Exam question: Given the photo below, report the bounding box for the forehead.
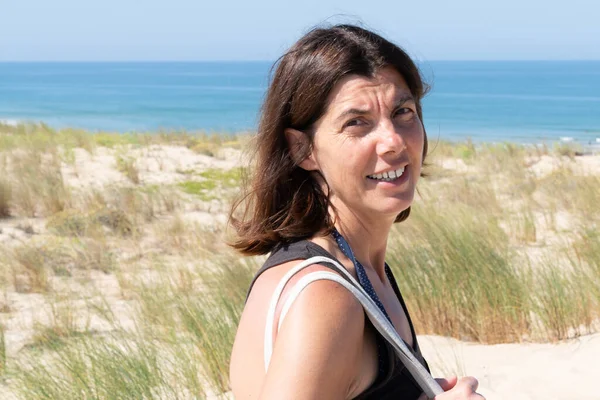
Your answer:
[325,67,411,113]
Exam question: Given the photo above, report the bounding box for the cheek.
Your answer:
[319,154,361,189]
[414,133,426,178]
[409,125,426,162]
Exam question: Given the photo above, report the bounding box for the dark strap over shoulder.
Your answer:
[245,240,341,301]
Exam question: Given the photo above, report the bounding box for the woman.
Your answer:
[229,24,484,399]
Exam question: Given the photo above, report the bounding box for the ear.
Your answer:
[284,128,319,171]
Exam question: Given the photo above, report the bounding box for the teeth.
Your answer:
[368,167,405,181]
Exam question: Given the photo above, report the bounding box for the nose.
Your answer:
[375,121,405,156]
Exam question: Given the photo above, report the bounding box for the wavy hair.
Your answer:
[230,24,429,256]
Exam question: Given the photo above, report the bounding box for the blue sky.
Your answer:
[1,0,598,61]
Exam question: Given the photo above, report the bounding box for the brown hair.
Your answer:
[230,24,429,256]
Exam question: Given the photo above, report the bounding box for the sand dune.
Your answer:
[0,139,598,399]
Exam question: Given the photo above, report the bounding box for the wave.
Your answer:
[0,119,20,126]
[434,92,600,102]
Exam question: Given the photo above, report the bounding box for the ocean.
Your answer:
[1,61,599,145]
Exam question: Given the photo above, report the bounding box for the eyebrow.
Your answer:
[335,94,415,123]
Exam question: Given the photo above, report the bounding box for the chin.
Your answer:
[373,200,413,218]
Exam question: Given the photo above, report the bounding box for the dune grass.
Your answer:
[388,140,599,342]
[116,154,141,184]
[14,335,188,400]
[0,323,5,376]
[0,124,598,398]
[0,178,11,218]
[8,150,72,217]
[9,252,256,399]
[0,122,250,152]
[388,203,531,343]
[3,235,116,293]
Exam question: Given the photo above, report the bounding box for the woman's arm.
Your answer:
[258,276,367,399]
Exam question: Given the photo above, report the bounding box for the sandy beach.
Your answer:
[420,333,600,400]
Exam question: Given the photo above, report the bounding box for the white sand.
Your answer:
[420,333,600,400]
[61,145,244,188]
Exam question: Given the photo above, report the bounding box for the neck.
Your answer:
[330,204,396,281]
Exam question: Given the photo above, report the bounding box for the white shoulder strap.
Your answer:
[263,256,443,399]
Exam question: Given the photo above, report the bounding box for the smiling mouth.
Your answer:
[367,166,405,182]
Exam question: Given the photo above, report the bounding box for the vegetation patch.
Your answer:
[199,167,245,188]
[554,141,583,158]
[178,180,218,200]
[0,178,11,217]
[176,167,245,202]
[28,325,91,352]
[7,237,115,293]
[116,154,141,184]
[91,132,144,148]
[7,150,72,217]
[14,336,175,400]
[47,207,134,237]
[389,203,529,343]
[429,139,477,161]
[7,241,69,292]
[46,210,98,236]
[94,207,135,236]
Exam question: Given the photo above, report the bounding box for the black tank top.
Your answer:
[246,240,430,400]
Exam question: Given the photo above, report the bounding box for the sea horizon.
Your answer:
[1,60,599,146]
[2,59,599,62]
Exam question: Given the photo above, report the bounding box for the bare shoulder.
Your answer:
[231,259,367,399]
[250,258,362,316]
[246,258,366,351]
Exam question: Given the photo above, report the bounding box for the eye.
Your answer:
[394,107,414,116]
[394,107,416,122]
[343,118,366,129]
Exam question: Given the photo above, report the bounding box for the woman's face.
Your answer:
[304,67,425,224]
